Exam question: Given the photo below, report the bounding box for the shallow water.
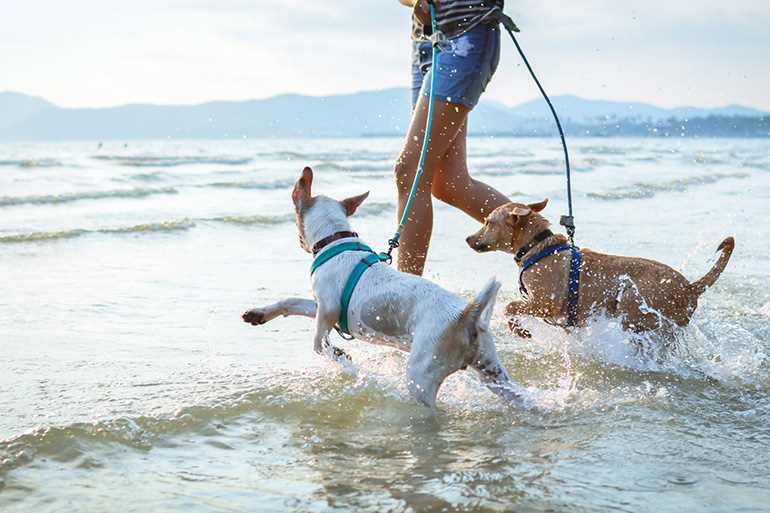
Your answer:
[1,137,769,512]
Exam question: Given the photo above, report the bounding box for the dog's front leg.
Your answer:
[505,300,545,338]
[312,313,354,365]
[313,310,335,355]
[242,298,317,326]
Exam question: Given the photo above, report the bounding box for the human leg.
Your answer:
[431,119,510,222]
[394,96,470,275]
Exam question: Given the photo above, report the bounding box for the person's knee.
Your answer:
[432,175,467,207]
[431,178,456,205]
[395,153,433,197]
[394,154,416,197]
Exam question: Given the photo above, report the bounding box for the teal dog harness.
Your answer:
[310,238,390,335]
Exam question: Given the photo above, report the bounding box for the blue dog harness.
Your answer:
[310,237,390,336]
[518,242,582,327]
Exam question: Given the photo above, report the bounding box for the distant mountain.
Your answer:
[0,89,767,140]
[0,92,56,131]
[509,94,769,123]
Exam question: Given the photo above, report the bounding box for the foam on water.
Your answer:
[0,201,398,244]
[0,159,64,168]
[91,155,253,167]
[0,187,178,207]
[588,172,749,200]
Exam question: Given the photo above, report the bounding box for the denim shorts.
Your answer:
[411,23,501,110]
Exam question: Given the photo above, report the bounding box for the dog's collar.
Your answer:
[312,231,359,256]
[514,229,554,263]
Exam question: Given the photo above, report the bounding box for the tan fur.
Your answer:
[467,201,735,335]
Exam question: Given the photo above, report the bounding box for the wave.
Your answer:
[0,372,394,476]
[357,201,395,217]
[260,150,307,160]
[202,179,296,190]
[0,220,195,244]
[127,172,166,182]
[474,157,602,177]
[313,161,392,173]
[587,172,749,201]
[208,213,295,226]
[0,200,398,245]
[208,202,393,227]
[690,154,727,165]
[92,155,252,167]
[0,187,178,207]
[579,145,642,156]
[741,161,770,172]
[3,318,765,479]
[0,158,63,168]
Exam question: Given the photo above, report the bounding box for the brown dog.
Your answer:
[466,200,735,337]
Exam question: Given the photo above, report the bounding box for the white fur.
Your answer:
[245,195,523,409]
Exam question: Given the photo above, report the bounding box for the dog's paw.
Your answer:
[242,308,266,325]
[508,318,532,339]
[330,345,352,363]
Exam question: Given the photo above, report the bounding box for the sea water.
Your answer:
[1,137,769,512]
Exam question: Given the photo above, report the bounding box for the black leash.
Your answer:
[499,14,576,245]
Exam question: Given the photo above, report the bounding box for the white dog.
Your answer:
[243,167,522,408]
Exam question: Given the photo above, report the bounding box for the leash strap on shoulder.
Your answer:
[519,244,582,327]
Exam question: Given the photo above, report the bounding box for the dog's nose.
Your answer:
[466,236,474,247]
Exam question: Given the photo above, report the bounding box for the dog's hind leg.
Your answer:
[242,298,317,326]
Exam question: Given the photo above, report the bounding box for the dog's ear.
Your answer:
[505,205,531,226]
[341,191,369,216]
[292,167,313,208]
[529,198,548,212]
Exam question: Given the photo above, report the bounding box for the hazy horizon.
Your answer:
[3,1,770,110]
[4,87,768,112]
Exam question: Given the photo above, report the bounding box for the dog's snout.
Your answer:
[467,235,490,253]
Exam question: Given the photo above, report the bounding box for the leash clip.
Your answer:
[560,215,576,245]
[385,237,400,265]
[430,30,449,51]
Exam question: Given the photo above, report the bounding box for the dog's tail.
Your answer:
[689,236,735,297]
[460,278,526,405]
[463,278,502,335]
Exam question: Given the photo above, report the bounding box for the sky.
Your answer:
[2,0,770,110]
